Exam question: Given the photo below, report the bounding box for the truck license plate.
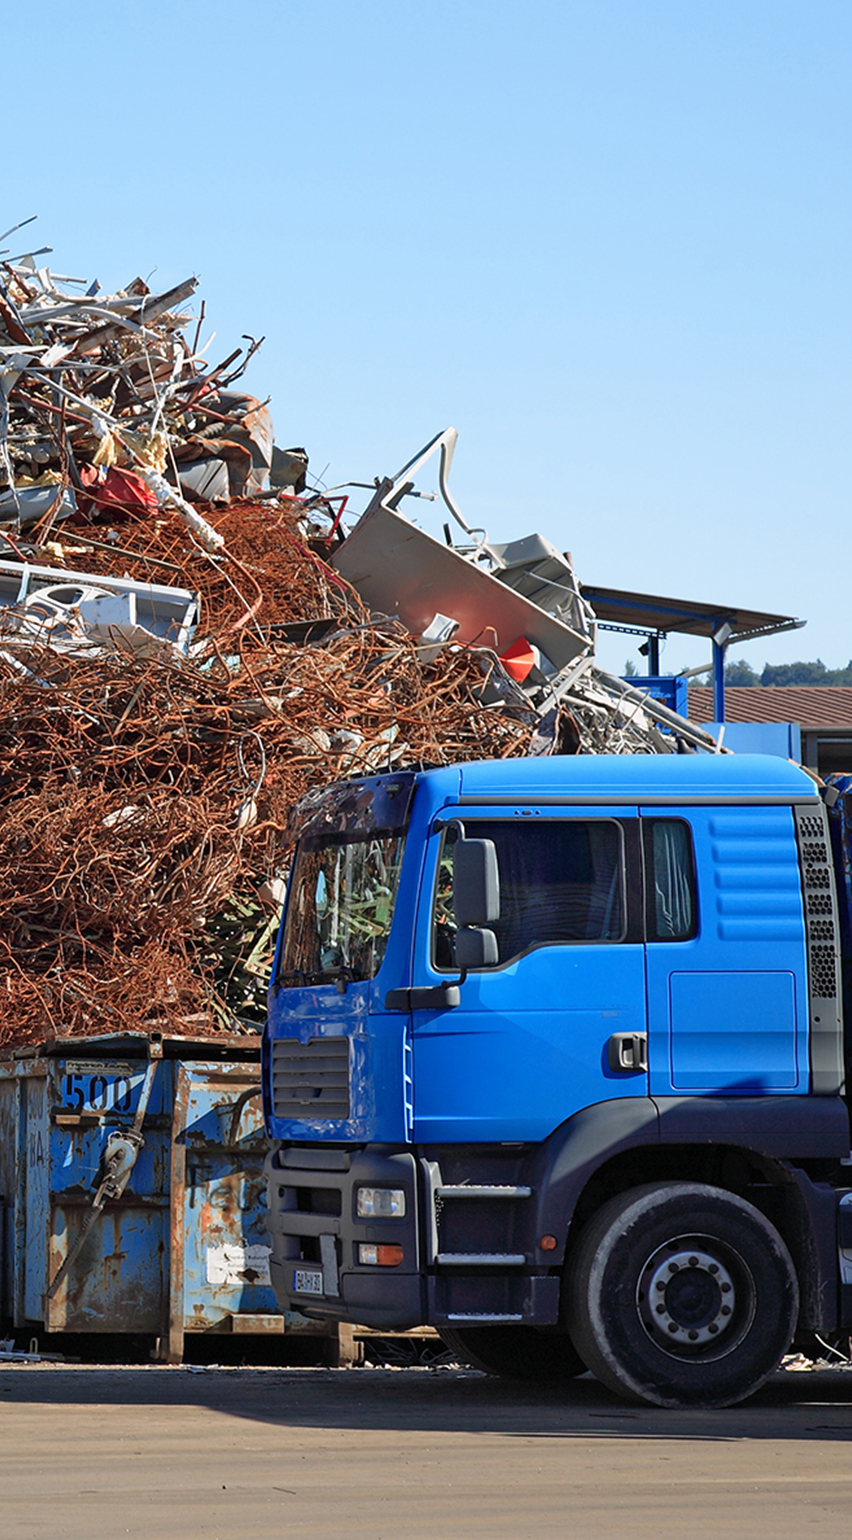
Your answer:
[293,1268,323,1296]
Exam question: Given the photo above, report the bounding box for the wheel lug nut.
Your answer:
[708,1264,719,1275]
[708,1323,719,1334]
[721,1282,731,1293]
[721,1305,731,1316]
[688,1256,699,1267]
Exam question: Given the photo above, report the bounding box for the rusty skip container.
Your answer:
[0,1031,284,1360]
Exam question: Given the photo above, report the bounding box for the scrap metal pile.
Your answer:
[0,225,718,1050]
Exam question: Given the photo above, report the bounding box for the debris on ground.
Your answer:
[0,226,718,1053]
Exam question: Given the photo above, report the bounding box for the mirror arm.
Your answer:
[433,817,465,838]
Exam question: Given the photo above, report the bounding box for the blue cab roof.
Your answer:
[418,754,818,807]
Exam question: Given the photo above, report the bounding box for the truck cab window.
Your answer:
[643,819,697,941]
[433,819,624,970]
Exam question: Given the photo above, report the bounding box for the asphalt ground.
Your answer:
[2,1362,852,1539]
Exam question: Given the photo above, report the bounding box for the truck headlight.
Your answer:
[356,1186,406,1218]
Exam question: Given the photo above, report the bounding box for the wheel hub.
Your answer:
[637,1240,739,1353]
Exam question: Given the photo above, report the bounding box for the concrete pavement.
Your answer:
[2,1363,852,1538]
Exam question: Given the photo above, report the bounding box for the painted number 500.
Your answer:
[63,1074,134,1113]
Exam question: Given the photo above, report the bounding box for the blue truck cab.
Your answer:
[263,754,852,1407]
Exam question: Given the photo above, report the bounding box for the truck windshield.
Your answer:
[278,832,406,986]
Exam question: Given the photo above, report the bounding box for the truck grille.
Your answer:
[271,1037,350,1121]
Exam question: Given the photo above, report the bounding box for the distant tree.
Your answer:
[623,659,638,677]
[662,658,852,691]
[724,659,760,686]
[760,659,852,687]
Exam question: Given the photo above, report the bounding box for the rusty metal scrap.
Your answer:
[0,457,714,1051]
[0,499,530,1051]
[0,231,719,1056]
[332,427,721,759]
[0,224,283,556]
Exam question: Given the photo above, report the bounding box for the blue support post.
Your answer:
[647,634,660,674]
[712,639,726,723]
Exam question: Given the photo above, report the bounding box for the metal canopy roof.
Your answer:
[579,584,804,645]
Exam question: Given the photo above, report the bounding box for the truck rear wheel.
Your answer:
[566,1182,798,1409]
[440,1324,585,1380]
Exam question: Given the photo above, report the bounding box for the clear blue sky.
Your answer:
[4,0,850,677]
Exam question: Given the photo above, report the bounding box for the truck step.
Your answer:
[436,1185,531,1200]
[446,1312,524,1323]
[436,1252,526,1267]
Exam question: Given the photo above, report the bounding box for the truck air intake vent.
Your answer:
[271,1037,350,1121]
[798,815,825,840]
[810,944,838,998]
[803,867,831,891]
[794,802,843,1095]
[794,809,839,1005]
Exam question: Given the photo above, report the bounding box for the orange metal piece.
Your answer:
[500,636,536,682]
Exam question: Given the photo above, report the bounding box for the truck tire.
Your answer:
[440,1324,586,1381]
[566,1182,799,1409]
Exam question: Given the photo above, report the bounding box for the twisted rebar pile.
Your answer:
[0,498,531,1048]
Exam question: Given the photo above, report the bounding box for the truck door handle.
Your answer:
[385,984,461,1012]
[608,1032,648,1073]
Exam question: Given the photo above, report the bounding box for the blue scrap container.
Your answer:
[0,1031,289,1360]
[620,674,688,717]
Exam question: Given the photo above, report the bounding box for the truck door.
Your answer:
[409,809,648,1144]
[643,806,810,1098]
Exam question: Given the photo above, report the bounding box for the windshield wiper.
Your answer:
[322,964,359,995]
[272,964,365,996]
[269,967,306,998]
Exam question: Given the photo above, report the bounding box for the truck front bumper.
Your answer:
[264,1143,425,1330]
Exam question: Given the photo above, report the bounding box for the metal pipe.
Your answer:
[593,668,727,753]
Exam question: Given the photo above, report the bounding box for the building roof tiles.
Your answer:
[688,686,852,728]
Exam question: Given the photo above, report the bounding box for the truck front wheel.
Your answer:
[440,1325,586,1380]
[566,1182,798,1409]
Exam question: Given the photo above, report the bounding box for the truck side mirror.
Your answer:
[454,926,498,972]
[453,839,500,928]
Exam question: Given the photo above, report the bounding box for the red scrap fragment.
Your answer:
[500,636,537,682]
[74,465,159,522]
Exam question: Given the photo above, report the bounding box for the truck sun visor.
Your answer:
[287,771,417,849]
